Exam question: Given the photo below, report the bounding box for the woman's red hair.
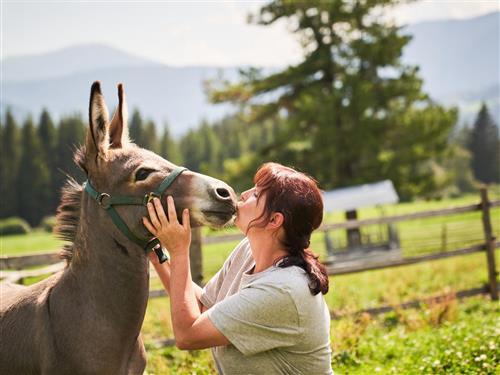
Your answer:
[249,162,328,295]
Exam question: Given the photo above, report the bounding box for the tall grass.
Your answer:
[2,192,499,374]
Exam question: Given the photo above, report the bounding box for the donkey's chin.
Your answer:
[201,210,236,228]
[189,208,235,229]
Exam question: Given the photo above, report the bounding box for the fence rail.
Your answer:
[1,190,499,302]
[150,284,491,348]
[3,199,498,270]
[1,188,498,349]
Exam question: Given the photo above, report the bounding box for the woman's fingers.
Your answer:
[182,208,190,230]
[167,196,178,223]
[153,198,169,225]
[147,202,161,229]
[142,216,156,235]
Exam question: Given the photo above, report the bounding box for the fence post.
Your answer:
[441,223,447,252]
[189,227,203,286]
[480,187,498,300]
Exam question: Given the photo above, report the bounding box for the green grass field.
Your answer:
[1,192,499,374]
[142,296,499,374]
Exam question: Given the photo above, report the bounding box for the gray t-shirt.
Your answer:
[200,238,333,375]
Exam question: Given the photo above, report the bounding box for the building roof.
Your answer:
[322,180,399,212]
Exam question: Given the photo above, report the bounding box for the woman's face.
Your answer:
[235,186,266,233]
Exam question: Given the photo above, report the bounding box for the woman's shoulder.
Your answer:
[252,265,310,295]
[224,237,252,267]
[249,266,329,325]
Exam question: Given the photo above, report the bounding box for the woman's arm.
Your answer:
[144,197,230,349]
[168,249,229,349]
[150,258,207,313]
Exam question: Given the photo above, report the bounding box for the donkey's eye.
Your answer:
[135,168,154,182]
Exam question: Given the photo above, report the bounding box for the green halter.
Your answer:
[83,167,188,263]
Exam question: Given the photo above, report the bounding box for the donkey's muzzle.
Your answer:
[213,187,233,202]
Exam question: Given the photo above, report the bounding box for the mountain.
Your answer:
[1,12,499,134]
[403,11,499,125]
[2,44,162,82]
[2,64,237,136]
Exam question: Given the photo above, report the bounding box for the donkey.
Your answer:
[0,82,237,374]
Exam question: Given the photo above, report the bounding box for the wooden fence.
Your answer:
[1,188,498,346]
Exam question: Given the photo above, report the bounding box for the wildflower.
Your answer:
[375,367,381,372]
[433,360,440,366]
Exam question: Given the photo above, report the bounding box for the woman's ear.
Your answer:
[267,212,284,230]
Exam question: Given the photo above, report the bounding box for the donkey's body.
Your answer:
[0,82,236,374]
[1,182,150,375]
[2,270,148,374]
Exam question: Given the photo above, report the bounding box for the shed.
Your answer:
[322,180,399,212]
[322,180,401,264]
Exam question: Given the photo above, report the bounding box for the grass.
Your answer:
[142,296,499,374]
[329,296,499,374]
[142,252,496,339]
[0,228,67,256]
[2,192,498,260]
[2,192,499,374]
[141,249,499,374]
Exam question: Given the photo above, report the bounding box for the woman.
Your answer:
[144,162,333,374]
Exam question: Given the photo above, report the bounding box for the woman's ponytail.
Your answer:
[252,163,329,295]
[279,244,329,295]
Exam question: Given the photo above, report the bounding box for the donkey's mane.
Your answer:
[54,147,87,263]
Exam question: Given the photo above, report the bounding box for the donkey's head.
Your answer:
[73,82,236,253]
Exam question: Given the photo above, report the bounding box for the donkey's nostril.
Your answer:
[215,187,231,200]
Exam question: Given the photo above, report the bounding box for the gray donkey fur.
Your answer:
[0,82,236,374]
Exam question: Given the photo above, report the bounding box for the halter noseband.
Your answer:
[83,166,188,263]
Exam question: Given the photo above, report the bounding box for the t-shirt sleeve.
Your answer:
[207,282,301,356]
[200,267,224,309]
[200,238,248,308]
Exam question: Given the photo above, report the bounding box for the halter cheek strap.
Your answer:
[83,167,188,263]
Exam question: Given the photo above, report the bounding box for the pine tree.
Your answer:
[209,0,457,200]
[0,109,21,218]
[129,109,144,147]
[17,117,51,226]
[468,103,500,183]
[143,120,159,153]
[38,109,59,213]
[56,115,86,193]
[199,122,221,175]
[180,130,205,172]
[159,125,182,165]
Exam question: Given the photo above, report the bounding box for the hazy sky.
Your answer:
[1,0,499,66]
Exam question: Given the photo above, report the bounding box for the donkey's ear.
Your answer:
[109,83,130,149]
[86,81,110,159]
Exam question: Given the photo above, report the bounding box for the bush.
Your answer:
[40,216,57,233]
[0,217,32,235]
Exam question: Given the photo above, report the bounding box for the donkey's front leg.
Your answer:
[126,335,147,375]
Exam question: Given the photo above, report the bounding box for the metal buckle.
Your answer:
[144,192,159,205]
[97,193,111,209]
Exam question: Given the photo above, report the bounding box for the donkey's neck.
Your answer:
[47,191,150,370]
[63,206,150,331]
[74,237,148,302]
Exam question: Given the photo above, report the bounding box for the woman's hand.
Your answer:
[143,196,191,258]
